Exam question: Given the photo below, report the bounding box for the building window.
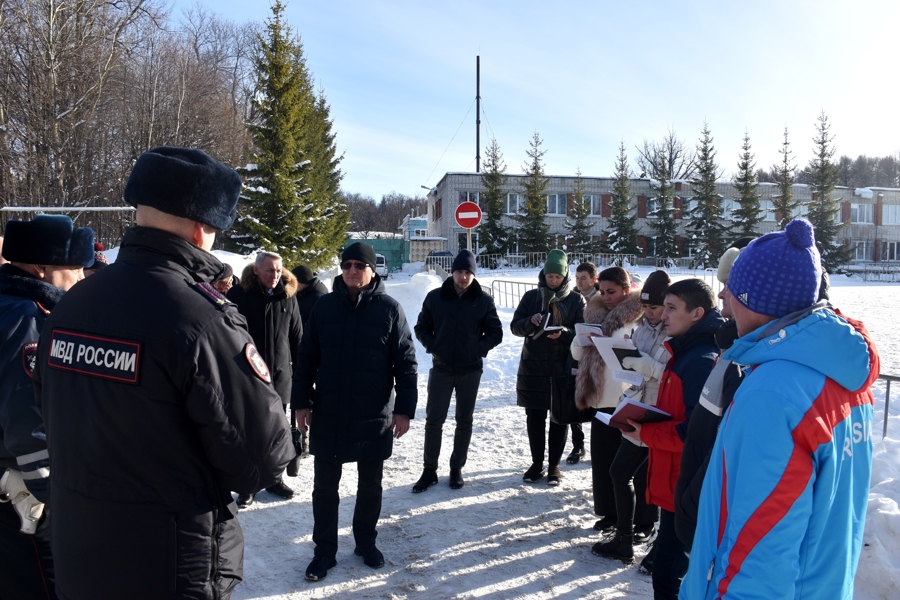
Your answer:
[792,203,809,218]
[546,193,566,215]
[851,203,874,223]
[852,240,871,261]
[721,198,734,220]
[458,232,479,253]
[883,204,900,225]
[505,193,522,214]
[458,191,480,205]
[434,198,443,221]
[414,229,428,238]
[883,241,900,261]
[760,199,777,222]
[585,194,602,216]
[647,197,659,218]
[645,237,657,257]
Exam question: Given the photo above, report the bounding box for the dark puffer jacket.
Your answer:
[510,271,585,410]
[227,265,302,405]
[292,274,418,463]
[674,318,744,549]
[0,264,63,503]
[33,227,293,600]
[414,276,503,373]
[297,277,329,325]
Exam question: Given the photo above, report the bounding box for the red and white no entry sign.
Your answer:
[455,201,482,229]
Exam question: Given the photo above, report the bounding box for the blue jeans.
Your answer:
[653,509,690,600]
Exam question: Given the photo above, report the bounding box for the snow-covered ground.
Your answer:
[206,258,900,599]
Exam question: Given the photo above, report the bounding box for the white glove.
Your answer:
[0,469,45,534]
[622,352,665,382]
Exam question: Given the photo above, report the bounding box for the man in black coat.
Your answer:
[292,242,417,582]
[1,214,94,600]
[412,250,503,492]
[33,147,294,600]
[292,265,329,324]
[227,251,302,506]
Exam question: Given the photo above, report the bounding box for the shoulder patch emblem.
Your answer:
[22,342,38,378]
[245,343,272,384]
[193,282,235,310]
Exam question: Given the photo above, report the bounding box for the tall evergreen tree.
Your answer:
[565,169,594,254]
[479,138,510,256]
[771,127,799,229]
[514,132,551,253]
[732,131,764,238]
[228,1,347,268]
[806,111,849,272]
[606,141,640,255]
[685,123,729,268]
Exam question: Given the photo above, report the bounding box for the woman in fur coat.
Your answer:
[571,267,644,531]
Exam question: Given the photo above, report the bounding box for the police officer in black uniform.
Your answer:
[33,147,294,600]
[1,214,94,600]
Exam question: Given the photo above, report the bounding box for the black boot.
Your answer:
[300,431,310,458]
[412,468,438,493]
[592,527,635,563]
[449,468,464,490]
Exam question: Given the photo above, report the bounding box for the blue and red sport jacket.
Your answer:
[681,305,879,600]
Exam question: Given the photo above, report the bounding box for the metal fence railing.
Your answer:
[490,280,539,309]
[879,373,898,439]
[856,263,900,282]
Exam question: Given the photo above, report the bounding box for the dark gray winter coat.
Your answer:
[510,271,585,410]
[292,274,417,463]
[297,277,329,325]
[414,276,503,373]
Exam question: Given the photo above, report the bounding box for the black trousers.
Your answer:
[652,509,690,600]
[423,368,482,470]
[569,423,585,451]
[525,408,567,469]
[609,439,658,530]
[0,501,56,600]
[591,413,622,517]
[312,456,383,559]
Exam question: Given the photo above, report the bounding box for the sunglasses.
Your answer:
[341,261,369,271]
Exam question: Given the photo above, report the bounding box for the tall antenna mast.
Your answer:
[476,55,481,173]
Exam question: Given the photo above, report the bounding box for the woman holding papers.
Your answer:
[591,270,671,565]
[511,250,585,486]
[570,267,644,537]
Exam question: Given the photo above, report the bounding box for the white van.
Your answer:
[374,253,388,278]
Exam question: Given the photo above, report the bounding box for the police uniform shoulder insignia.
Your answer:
[22,341,38,378]
[245,343,272,383]
[193,282,235,310]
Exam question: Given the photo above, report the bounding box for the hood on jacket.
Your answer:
[439,275,484,301]
[239,263,298,298]
[723,303,878,393]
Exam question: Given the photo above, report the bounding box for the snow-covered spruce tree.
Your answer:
[806,111,849,273]
[771,127,799,230]
[479,138,510,257]
[686,123,729,269]
[565,169,594,254]
[732,131,764,238]
[606,141,640,256]
[514,132,551,253]
[228,0,347,268]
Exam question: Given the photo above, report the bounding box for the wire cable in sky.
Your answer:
[423,99,476,188]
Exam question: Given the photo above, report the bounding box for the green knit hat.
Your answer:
[544,249,568,277]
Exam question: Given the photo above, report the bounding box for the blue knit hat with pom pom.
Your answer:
[727,218,822,317]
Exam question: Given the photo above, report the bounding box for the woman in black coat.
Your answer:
[510,250,584,485]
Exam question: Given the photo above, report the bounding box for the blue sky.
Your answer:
[171,0,899,198]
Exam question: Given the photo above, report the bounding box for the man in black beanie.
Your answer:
[292,241,418,581]
[412,250,503,492]
[33,147,293,600]
[1,214,94,600]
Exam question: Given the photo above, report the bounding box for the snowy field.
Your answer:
[205,257,899,600]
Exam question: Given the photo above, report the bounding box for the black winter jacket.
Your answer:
[297,277,329,325]
[414,276,503,373]
[674,318,744,549]
[510,271,585,410]
[227,265,302,404]
[33,227,293,600]
[292,274,417,463]
[0,264,61,502]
